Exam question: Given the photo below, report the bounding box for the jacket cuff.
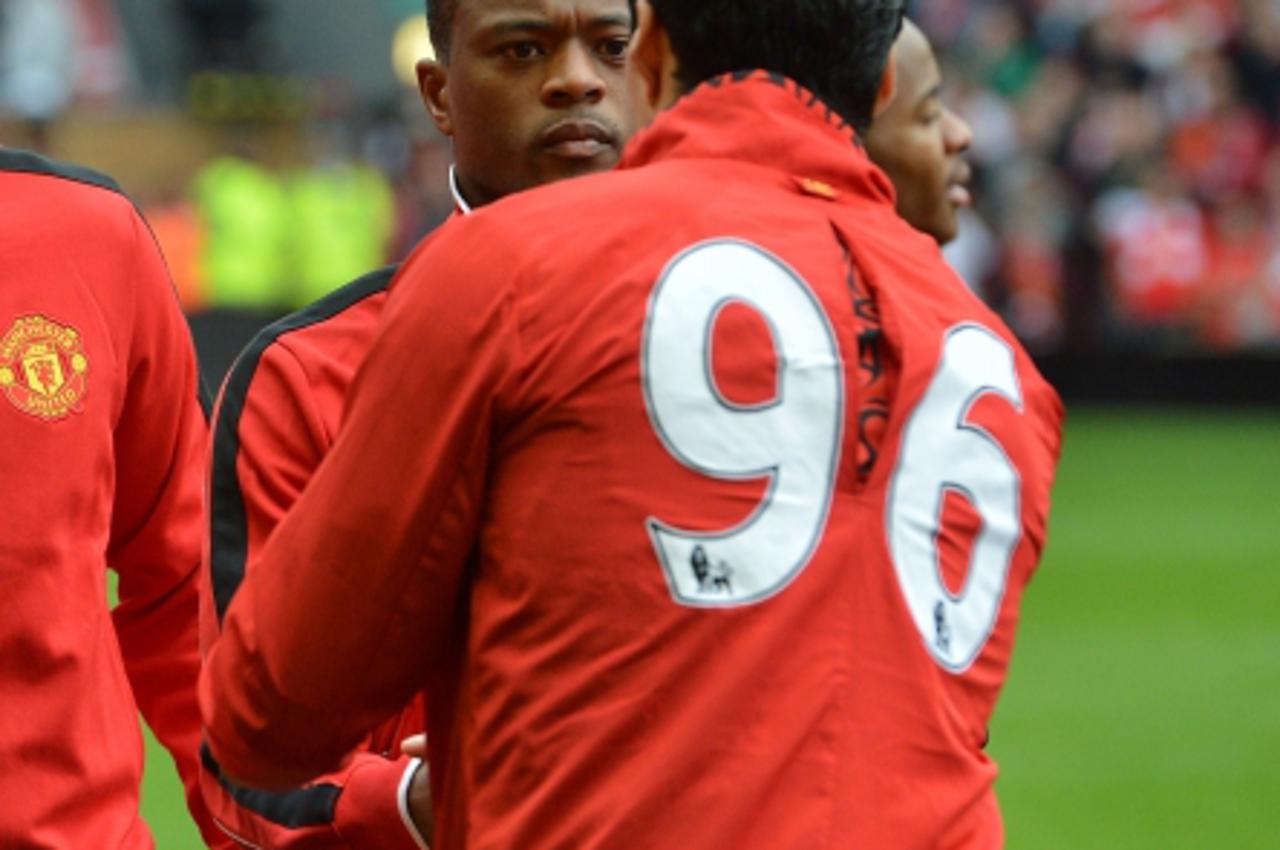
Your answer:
[334,756,428,849]
[397,758,430,849]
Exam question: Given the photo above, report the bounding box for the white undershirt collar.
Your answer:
[448,165,474,216]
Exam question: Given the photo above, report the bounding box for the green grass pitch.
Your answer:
[140,407,1280,847]
[990,407,1280,848]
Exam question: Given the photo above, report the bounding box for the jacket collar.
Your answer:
[620,71,895,206]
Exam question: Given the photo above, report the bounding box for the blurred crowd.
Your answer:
[4,0,1280,353]
[919,0,1280,353]
[0,0,458,318]
[145,122,456,315]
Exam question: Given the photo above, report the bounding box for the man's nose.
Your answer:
[542,42,606,106]
[943,106,973,154]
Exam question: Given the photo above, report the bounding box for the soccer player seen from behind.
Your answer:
[865,17,975,245]
[0,151,227,849]
[203,1,1064,847]
[198,1,641,847]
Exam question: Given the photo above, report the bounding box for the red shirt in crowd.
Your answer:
[0,151,224,849]
[203,75,1063,849]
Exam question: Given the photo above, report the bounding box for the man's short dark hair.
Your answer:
[426,0,638,61]
[647,0,905,133]
[425,0,458,59]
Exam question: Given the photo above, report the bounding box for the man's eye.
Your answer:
[598,37,630,60]
[920,106,943,125]
[503,42,543,60]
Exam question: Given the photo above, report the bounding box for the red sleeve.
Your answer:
[201,216,520,789]
[201,334,429,849]
[107,209,231,848]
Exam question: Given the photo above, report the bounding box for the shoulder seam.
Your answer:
[0,149,123,195]
[250,263,399,370]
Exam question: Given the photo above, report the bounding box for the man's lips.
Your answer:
[948,162,973,209]
[540,119,617,159]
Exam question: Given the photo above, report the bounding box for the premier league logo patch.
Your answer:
[0,315,89,421]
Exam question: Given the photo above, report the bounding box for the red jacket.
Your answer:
[200,266,429,848]
[0,151,224,848]
[203,74,1064,849]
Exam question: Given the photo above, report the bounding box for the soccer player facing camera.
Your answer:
[204,1,1062,848]
[198,1,639,847]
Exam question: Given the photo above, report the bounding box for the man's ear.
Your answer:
[872,46,898,120]
[417,59,454,137]
[630,0,674,111]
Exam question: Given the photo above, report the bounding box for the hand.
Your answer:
[406,753,434,844]
[401,734,428,759]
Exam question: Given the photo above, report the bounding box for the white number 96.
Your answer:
[640,240,1025,675]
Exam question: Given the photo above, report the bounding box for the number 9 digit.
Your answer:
[641,239,844,607]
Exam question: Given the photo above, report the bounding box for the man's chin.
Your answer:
[538,149,620,181]
[919,209,959,246]
[934,219,959,246]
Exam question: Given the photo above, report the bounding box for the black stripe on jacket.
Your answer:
[209,264,398,623]
[204,266,398,830]
[201,744,343,828]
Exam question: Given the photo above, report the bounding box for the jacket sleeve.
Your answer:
[200,337,429,849]
[200,217,519,790]
[107,208,232,849]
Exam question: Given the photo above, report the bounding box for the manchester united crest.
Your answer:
[0,315,90,421]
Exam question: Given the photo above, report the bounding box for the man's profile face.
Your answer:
[865,21,973,245]
[423,0,639,206]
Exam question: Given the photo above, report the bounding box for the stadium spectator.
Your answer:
[288,124,396,307]
[192,141,291,312]
[1094,162,1208,329]
[202,2,1064,849]
[0,0,76,149]
[0,150,227,848]
[196,0,641,846]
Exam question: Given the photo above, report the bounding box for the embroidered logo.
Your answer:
[795,177,840,201]
[0,315,89,421]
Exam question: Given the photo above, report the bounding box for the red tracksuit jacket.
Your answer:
[0,151,224,848]
[203,74,1064,849]
[201,265,429,848]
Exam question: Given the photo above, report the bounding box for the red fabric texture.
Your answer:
[0,159,225,848]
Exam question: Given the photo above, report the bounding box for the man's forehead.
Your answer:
[896,29,941,104]
[457,0,631,28]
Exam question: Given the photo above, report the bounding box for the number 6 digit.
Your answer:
[641,240,844,607]
[888,324,1024,672]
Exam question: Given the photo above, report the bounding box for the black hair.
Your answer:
[426,0,638,61]
[647,0,905,133]
[424,0,457,59]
